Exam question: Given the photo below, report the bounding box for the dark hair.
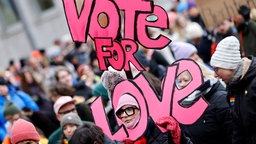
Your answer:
[238,5,250,21]
[19,69,45,96]
[48,82,75,98]
[142,71,162,97]
[69,122,104,144]
[39,49,46,54]
[54,66,71,81]
[9,59,14,66]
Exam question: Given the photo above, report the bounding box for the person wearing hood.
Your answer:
[176,61,233,144]
[170,39,232,143]
[211,36,256,144]
[114,93,192,144]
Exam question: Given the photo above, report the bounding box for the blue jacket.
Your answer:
[0,84,39,141]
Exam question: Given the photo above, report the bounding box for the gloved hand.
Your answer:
[156,116,181,144]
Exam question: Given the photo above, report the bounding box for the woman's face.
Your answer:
[189,53,203,63]
[63,124,78,139]
[116,104,140,129]
[213,67,234,84]
[57,70,73,86]
[176,71,192,89]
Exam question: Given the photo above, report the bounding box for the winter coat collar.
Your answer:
[179,78,218,107]
[230,56,254,85]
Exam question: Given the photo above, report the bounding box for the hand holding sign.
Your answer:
[62,0,207,142]
[91,59,207,141]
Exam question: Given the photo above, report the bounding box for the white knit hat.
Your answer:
[185,22,204,40]
[210,36,241,69]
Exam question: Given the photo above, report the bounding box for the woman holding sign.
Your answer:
[115,93,192,144]
[176,62,233,144]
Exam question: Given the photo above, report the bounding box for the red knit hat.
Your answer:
[11,119,40,144]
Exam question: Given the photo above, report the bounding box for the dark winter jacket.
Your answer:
[237,20,256,57]
[103,134,123,144]
[229,56,256,144]
[180,79,232,144]
[74,80,93,100]
[145,118,174,144]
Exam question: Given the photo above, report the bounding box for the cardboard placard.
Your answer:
[195,0,256,29]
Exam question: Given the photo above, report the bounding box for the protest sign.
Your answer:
[62,0,207,141]
[195,0,256,29]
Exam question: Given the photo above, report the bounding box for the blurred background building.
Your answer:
[0,0,70,69]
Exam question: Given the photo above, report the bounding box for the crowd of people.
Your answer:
[1,0,256,144]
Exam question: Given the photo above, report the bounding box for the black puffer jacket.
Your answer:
[229,56,256,144]
[180,79,233,144]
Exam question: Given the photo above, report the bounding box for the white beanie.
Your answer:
[185,22,204,40]
[210,36,241,69]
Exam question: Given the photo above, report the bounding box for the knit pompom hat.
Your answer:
[101,71,125,97]
[11,119,40,144]
[60,113,83,130]
[170,41,198,60]
[210,36,241,69]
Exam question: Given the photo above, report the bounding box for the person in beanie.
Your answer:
[176,62,232,144]
[48,96,93,144]
[0,76,39,142]
[60,113,83,144]
[3,101,21,123]
[48,96,77,144]
[2,102,50,144]
[2,102,22,144]
[11,119,40,144]
[115,93,192,144]
[210,36,256,144]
